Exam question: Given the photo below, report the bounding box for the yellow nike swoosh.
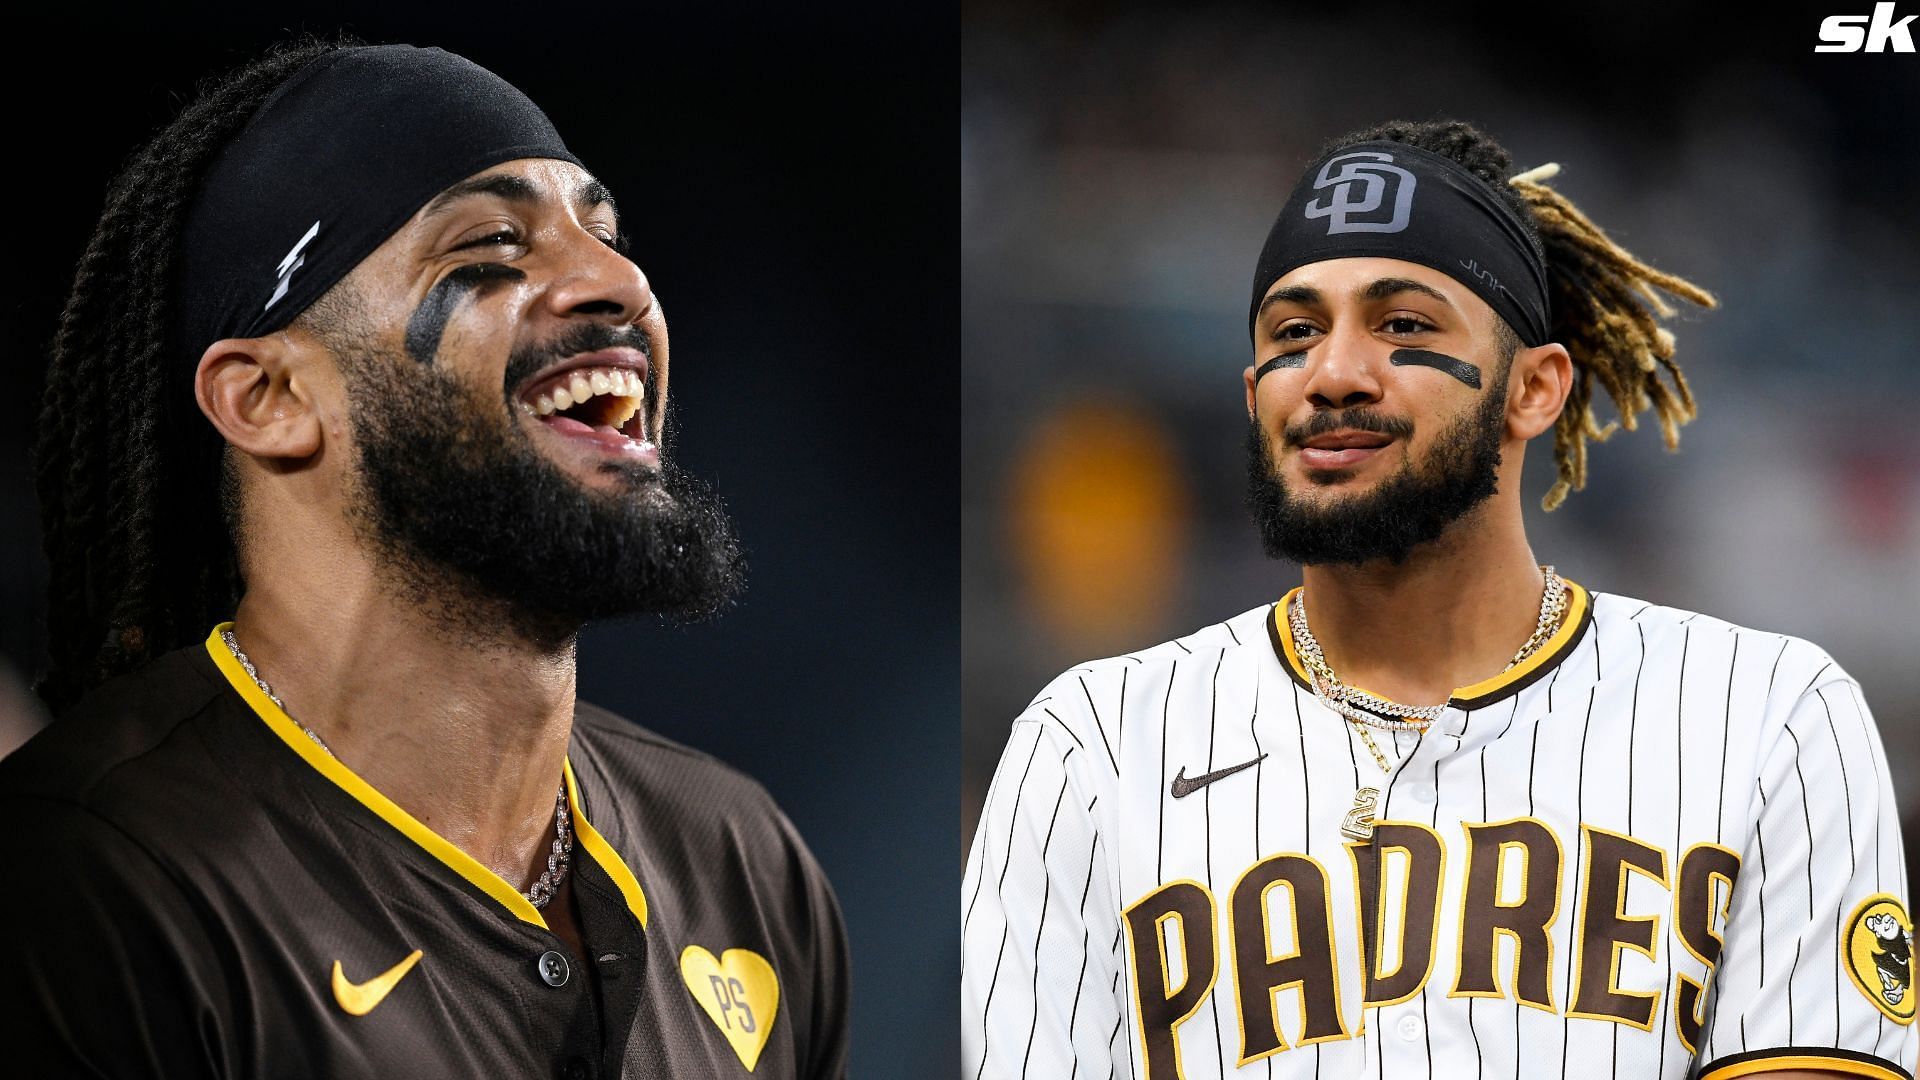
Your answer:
[331,949,423,1016]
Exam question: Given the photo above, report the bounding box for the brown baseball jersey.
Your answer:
[0,624,850,1078]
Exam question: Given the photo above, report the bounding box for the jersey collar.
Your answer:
[1265,577,1594,712]
[204,622,649,932]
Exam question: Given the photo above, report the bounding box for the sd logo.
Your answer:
[1303,152,1417,235]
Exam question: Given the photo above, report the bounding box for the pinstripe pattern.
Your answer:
[962,591,1916,1079]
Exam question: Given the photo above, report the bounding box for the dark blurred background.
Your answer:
[964,0,1920,883]
[2,3,956,1075]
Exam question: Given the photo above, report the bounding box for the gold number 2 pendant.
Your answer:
[1340,786,1380,842]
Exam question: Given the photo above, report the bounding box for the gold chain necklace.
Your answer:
[1297,567,1567,842]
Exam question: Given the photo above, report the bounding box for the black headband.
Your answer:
[173,44,583,364]
[1248,140,1549,348]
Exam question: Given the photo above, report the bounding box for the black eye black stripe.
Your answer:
[1390,348,1481,388]
[1254,348,1482,389]
[1253,352,1306,384]
[403,262,526,366]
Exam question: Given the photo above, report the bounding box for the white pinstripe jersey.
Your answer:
[963,581,1917,1080]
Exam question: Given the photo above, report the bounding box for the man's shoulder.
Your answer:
[1586,587,1856,700]
[1016,602,1276,722]
[566,702,844,945]
[0,645,246,910]
[568,701,801,847]
[0,644,228,808]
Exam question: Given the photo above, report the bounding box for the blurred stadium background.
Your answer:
[1,3,956,1074]
[963,0,1920,891]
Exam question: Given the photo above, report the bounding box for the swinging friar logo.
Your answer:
[1843,894,1915,1023]
[1817,2,1917,51]
[1868,913,1913,1004]
[1304,151,1416,235]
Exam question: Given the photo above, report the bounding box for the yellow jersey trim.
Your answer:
[1697,1052,1912,1080]
[1268,579,1592,711]
[205,622,652,934]
[565,758,650,928]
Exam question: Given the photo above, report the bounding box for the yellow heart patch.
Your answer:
[680,946,780,1070]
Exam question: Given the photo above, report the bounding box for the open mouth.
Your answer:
[510,343,660,463]
[527,366,647,438]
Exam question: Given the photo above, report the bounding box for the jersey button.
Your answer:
[538,950,571,988]
[1396,1013,1424,1041]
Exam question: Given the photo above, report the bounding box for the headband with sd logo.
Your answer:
[1247,140,1550,348]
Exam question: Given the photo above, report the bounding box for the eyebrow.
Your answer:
[1256,276,1456,320]
[577,178,616,217]
[420,172,619,223]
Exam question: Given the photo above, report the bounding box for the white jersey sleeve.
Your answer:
[963,699,1127,1080]
[1694,650,1916,1080]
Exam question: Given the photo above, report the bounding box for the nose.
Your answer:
[540,226,654,326]
[1299,320,1384,411]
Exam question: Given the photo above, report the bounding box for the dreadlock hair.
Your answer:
[1321,119,1717,512]
[33,35,361,716]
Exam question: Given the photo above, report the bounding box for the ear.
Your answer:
[1506,342,1572,442]
[192,334,324,461]
[1243,363,1258,420]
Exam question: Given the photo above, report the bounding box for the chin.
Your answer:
[589,459,668,488]
[1298,464,1391,491]
[1301,468,1361,489]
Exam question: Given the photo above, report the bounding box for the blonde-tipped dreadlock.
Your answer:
[1321,120,1717,512]
[1507,162,1716,510]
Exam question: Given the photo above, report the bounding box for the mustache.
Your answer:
[502,322,654,392]
[1283,407,1414,447]
[503,317,660,422]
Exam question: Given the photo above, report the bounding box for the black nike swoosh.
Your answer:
[1169,754,1268,798]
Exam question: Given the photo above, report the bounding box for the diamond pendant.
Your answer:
[1340,786,1380,842]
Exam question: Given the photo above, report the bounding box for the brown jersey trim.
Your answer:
[1696,1046,1913,1080]
[1266,590,1314,695]
[203,623,649,932]
[1447,580,1592,710]
[1264,580,1594,712]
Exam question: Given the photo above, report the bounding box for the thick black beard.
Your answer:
[1243,379,1507,567]
[336,335,746,648]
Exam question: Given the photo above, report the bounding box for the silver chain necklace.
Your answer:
[1289,565,1565,732]
[220,629,574,909]
[1288,567,1567,843]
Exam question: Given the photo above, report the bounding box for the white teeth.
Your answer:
[528,366,645,419]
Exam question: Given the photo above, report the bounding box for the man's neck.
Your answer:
[1295,506,1551,707]
[227,564,578,901]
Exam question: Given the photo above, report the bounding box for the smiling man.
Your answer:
[3,40,848,1078]
[963,120,1914,1079]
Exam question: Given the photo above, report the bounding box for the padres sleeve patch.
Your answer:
[1843,894,1914,1024]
